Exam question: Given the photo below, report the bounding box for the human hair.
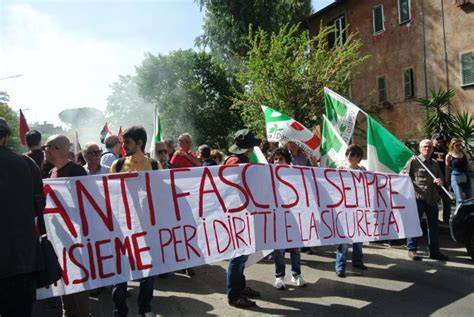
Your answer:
[211,149,223,162]
[82,142,100,155]
[164,139,174,147]
[123,126,147,152]
[178,133,192,142]
[346,144,364,160]
[448,138,466,155]
[270,148,292,164]
[26,130,42,147]
[104,135,119,149]
[198,144,211,159]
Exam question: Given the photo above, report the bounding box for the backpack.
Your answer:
[115,157,159,173]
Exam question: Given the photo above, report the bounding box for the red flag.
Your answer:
[117,126,126,157]
[100,122,110,144]
[19,109,29,146]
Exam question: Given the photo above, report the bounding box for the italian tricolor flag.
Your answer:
[367,116,413,173]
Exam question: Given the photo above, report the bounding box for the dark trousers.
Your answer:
[439,188,452,222]
[112,277,155,316]
[227,255,248,300]
[407,200,440,253]
[0,273,36,317]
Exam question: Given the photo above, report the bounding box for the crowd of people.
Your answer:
[1,116,472,316]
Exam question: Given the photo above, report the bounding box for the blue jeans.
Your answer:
[406,200,440,253]
[274,248,301,278]
[112,276,155,316]
[451,172,471,206]
[335,243,363,273]
[227,255,248,300]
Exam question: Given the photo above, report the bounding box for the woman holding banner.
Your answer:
[335,144,368,278]
[270,148,306,290]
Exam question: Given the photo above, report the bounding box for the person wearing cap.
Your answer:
[431,133,452,223]
[0,118,44,316]
[224,129,261,308]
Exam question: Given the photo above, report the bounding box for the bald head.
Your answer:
[45,134,71,165]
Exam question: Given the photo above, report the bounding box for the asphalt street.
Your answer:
[33,227,473,317]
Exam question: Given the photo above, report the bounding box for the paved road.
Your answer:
[34,231,473,316]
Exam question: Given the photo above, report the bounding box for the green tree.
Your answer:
[0,102,22,152]
[415,88,455,140]
[105,75,154,136]
[452,111,474,159]
[234,24,369,137]
[136,49,243,149]
[0,91,10,103]
[196,0,312,64]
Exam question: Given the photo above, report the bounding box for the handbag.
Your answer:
[36,235,63,288]
[34,190,62,289]
[454,174,467,185]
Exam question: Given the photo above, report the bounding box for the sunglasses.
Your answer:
[86,150,102,156]
[454,144,463,148]
[41,144,58,150]
[345,152,358,158]
[156,149,167,154]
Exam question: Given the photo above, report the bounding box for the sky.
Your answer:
[0,0,334,127]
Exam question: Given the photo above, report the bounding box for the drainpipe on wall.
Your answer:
[421,0,429,121]
[441,0,451,113]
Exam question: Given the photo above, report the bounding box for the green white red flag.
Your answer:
[367,116,413,173]
[149,107,163,159]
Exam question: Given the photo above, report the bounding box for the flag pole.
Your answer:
[413,155,454,200]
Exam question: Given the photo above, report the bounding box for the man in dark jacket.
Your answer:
[0,118,44,316]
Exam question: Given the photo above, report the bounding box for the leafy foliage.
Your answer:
[135,49,243,149]
[105,75,154,136]
[415,88,455,139]
[452,111,474,158]
[233,23,369,137]
[0,102,22,152]
[196,0,312,64]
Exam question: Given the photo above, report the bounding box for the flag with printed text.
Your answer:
[324,87,360,144]
[261,105,320,156]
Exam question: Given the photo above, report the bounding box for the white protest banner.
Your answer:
[38,164,421,298]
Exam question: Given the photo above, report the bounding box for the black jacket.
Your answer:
[0,146,44,279]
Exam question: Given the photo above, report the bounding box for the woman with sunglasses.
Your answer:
[335,144,368,277]
[446,138,471,206]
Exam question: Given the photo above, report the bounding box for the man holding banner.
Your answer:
[225,129,262,309]
[110,126,158,317]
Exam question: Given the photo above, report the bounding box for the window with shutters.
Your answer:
[460,52,474,86]
[398,0,411,24]
[328,15,346,48]
[377,76,388,104]
[373,5,385,35]
[403,68,415,98]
